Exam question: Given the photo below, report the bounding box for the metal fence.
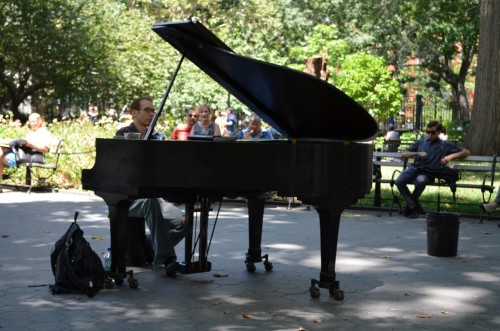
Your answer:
[393,95,461,132]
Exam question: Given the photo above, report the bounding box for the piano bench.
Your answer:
[126,217,152,267]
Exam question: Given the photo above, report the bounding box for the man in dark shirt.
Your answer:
[395,120,470,218]
[114,96,166,140]
[115,96,183,276]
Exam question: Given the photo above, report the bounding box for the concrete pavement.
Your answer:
[1,188,500,330]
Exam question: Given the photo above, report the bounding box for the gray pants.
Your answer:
[128,198,185,266]
[395,167,433,210]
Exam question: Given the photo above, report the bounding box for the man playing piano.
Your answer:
[114,97,166,140]
[115,96,185,276]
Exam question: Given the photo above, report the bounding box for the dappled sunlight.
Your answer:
[275,308,335,322]
[371,247,406,254]
[200,293,258,306]
[336,256,385,272]
[351,285,495,322]
[266,220,295,224]
[264,243,305,251]
[463,272,500,282]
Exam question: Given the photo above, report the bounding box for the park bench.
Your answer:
[372,152,498,219]
[3,138,64,193]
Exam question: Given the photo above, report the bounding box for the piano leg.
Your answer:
[307,199,357,300]
[98,192,137,288]
[245,195,273,272]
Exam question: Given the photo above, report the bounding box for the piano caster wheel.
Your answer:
[309,286,320,298]
[246,262,256,273]
[264,261,273,272]
[104,277,115,289]
[127,276,139,289]
[330,287,344,300]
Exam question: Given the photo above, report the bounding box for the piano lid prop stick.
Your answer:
[144,53,186,140]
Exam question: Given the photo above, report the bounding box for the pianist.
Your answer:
[114,96,184,276]
[114,96,166,140]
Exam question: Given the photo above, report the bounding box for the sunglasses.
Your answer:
[140,108,156,114]
[188,114,198,118]
[426,130,436,134]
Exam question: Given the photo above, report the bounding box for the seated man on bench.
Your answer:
[395,120,470,218]
[0,113,52,192]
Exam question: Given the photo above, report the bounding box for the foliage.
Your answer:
[0,0,108,119]
[289,24,350,70]
[333,52,401,121]
[288,24,400,121]
[303,0,480,123]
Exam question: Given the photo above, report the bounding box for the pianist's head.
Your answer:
[130,96,155,131]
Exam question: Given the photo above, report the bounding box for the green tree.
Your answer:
[334,52,401,121]
[289,24,400,122]
[313,0,480,123]
[0,0,108,120]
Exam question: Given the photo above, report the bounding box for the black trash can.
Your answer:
[426,212,460,257]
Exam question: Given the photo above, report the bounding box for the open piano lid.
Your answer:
[152,19,378,141]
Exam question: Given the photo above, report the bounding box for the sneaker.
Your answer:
[165,257,179,276]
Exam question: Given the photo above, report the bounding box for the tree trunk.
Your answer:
[305,56,329,81]
[450,81,470,123]
[465,0,500,155]
[8,94,22,121]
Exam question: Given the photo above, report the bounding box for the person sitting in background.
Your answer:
[0,113,52,191]
[190,104,221,137]
[395,120,470,218]
[236,113,274,140]
[115,97,183,276]
[383,124,400,152]
[171,107,199,141]
[384,124,400,141]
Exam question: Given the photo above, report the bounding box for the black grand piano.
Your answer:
[82,18,378,299]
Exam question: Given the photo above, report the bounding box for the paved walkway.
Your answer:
[1,189,499,330]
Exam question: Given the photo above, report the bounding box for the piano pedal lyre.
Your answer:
[309,279,344,300]
[244,253,273,273]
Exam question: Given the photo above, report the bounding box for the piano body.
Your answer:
[82,18,378,299]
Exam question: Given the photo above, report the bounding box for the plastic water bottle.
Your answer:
[103,247,112,272]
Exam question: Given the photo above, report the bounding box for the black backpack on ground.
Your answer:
[49,212,105,297]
